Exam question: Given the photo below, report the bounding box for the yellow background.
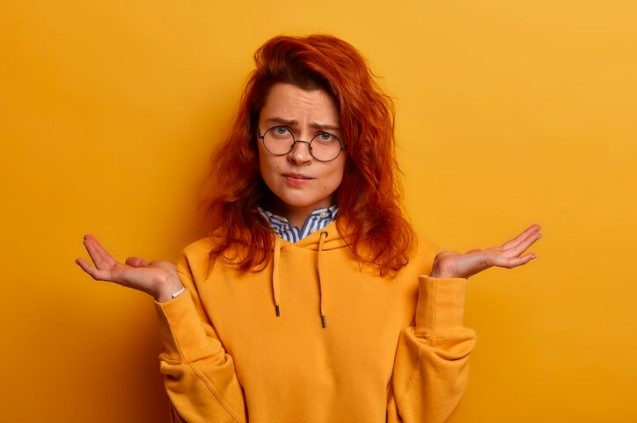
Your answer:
[1,0,635,421]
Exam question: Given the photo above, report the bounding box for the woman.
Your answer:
[76,35,541,423]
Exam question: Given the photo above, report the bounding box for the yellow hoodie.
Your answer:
[154,221,476,423]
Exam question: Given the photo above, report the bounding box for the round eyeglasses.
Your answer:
[258,126,346,162]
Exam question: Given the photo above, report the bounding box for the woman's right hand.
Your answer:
[75,235,183,303]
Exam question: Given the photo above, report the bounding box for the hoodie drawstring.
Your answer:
[317,231,328,328]
[270,231,329,328]
[272,236,281,317]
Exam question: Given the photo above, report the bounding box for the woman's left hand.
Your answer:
[430,224,542,279]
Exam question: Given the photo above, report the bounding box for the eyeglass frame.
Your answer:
[257,126,346,163]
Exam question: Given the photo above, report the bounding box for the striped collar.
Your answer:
[259,205,338,243]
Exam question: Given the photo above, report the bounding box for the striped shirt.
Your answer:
[260,205,338,243]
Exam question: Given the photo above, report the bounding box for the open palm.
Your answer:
[431,224,542,279]
[75,235,182,302]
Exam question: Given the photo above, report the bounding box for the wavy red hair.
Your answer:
[203,34,415,274]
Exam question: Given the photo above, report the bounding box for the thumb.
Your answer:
[125,257,149,268]
[149,260,178,272]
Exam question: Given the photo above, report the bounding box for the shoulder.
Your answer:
[182,236,219,258]
[177,236,223,281]
[414,233,439,255]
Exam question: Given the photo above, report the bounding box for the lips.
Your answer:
[283,173,312,180]
[282,173,313,185]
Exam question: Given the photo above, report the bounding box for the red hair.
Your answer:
[203,34,415,275]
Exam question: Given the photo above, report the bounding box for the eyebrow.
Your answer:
[265,117,341,132]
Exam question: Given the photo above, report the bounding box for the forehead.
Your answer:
[260,83,339,126]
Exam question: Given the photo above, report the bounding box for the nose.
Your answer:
[287,140,313,164]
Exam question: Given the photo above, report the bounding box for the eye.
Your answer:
[272,126,291,136]
[315,132,337,143]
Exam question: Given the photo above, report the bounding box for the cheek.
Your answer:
[335,159,346,183]
[323,162,345,191]
[259,155,283,186]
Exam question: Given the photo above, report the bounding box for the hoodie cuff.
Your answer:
[154,291,211,359]
[415,276,468,332]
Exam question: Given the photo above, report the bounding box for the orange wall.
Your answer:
[1,1,635,421]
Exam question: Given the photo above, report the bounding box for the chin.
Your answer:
[276,194,331,212]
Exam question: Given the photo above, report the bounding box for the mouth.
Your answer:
[282,173,313,184]
[283,173,312,179]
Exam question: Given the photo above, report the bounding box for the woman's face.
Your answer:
[257,83,346,227]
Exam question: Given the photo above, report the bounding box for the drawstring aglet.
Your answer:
[321,315,327,328]
[275,305,280,317]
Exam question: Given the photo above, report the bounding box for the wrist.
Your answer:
[430,269,455,278]
[430,261,455,278]
[154,277,185,303]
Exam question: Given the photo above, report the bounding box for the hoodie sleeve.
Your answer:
[389,276,476,423]
[154,248,246,423]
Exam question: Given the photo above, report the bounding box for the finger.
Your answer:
[83,235,116,265]
[492,252,537,269]
[75,257,95,274]
[126,257,149,268]
[75,257,116,282]
[504,231,542,259]
[500,225,540,250]
[501,224,541,250]
[83,235,118,269]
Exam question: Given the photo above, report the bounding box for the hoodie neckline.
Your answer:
[275,220,349,251]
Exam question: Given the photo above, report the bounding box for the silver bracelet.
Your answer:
[171,286,186,299]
